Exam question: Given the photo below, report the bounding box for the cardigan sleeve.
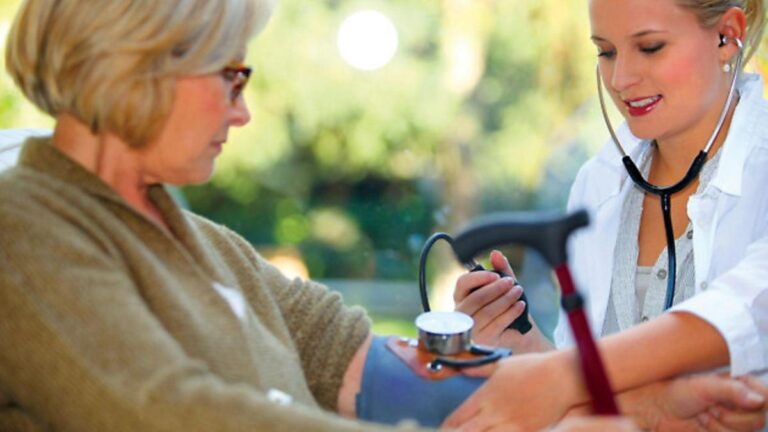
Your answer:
[0,202,414,432]
[210,223,372,411]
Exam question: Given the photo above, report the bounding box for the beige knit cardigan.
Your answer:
[0,138,424,432]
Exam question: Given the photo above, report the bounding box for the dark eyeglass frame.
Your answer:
[221,62,252,105]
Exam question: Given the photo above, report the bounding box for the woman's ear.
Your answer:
[717,7,747,62]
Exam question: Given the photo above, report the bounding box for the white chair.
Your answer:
[0,129,51,171]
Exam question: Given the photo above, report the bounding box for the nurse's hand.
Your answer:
[444,350,582,431]
[453,250,554,353]
[550,416,640,431]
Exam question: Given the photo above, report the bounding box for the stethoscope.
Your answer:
[596,36,744,310]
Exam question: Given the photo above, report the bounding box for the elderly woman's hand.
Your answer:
[453,250,554,353]
[615,373,766,431]
[684,374,767,432]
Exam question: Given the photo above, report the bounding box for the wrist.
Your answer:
[548,349,591,407]
[615,384,662,430]
[517,324,555,353]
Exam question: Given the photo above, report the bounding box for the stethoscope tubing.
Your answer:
[596,38,744,310]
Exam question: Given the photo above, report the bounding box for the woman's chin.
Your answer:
[624,122,658,141]
[163,166,216,187]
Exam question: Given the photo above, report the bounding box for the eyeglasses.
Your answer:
[220,62,252,105]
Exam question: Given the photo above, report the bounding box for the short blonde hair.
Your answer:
[5,0,274,148]
[677,0,766,64]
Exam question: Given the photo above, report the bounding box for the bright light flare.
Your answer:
[337,10,398,71]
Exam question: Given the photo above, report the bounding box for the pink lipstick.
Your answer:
[624,95,662,117]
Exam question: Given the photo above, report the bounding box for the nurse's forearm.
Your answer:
[556,311,729,405]
[600,312,729,390]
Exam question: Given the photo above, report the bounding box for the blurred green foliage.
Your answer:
[5,0,767,292]
[370,314,417,339]
[0,0,52,129]
[181,0,598,281]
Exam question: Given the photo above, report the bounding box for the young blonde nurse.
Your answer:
[448,0,768,430]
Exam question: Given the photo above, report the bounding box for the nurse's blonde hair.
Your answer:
[677,0,766,64]
[5,0,274,148]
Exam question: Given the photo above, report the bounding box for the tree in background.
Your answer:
[4,0,766,311]
[182,0,598,283]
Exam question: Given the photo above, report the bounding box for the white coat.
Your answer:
[554,74,768,376]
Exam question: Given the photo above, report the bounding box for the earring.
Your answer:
[723,63,732,73]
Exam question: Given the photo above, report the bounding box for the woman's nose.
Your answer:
[230,97,251,127]
[609,55,641,92]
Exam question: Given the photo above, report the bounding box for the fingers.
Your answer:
[455,271,501,303]
[709,407,767,431]
[490,250,515,278]
[456,416,490,432]
[457,282,524,348]
[698,412,749,432]
[477,298,526,337]
[455,250,517,303]
[456,277,517,316]
[488,424,523,432]
[562,404,592,419]
[698,414,728,432]
[473,285,524,332]
[738,375,768,403]
[699,376,765,410]
[443,396,482,429]
[445,406,507,432]
[691,374,767,432]
[550,416,640,432]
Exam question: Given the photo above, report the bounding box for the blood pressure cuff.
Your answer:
[355,336,486,427]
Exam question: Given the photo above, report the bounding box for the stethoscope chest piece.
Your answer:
[415,311,473,356]
[409,310,507,371]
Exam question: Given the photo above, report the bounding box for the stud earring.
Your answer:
[723,63,732,73]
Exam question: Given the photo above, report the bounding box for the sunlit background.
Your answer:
[337,10,399,71]
[2,0,768,337]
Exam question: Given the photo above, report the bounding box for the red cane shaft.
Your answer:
[554,264,619,415]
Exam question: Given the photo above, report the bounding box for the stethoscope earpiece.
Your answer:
[719,34,728,47]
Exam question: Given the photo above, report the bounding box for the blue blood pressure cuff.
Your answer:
[355,336,486,427]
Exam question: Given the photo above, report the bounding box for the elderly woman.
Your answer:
[0,1,390,430]
[0,1,766,431]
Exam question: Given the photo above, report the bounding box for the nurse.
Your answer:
[447,0,768,430]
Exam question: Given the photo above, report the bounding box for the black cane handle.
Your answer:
[452,210,589,268]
